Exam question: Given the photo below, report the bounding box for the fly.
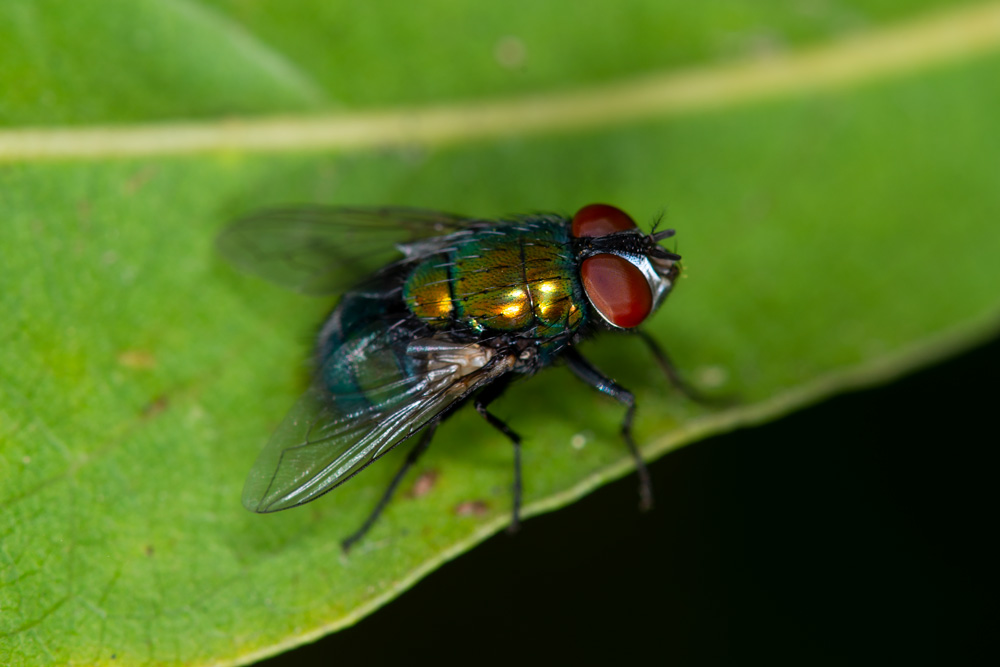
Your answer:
[218,203,691,551]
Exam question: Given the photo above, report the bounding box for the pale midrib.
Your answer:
[3,2,1000,163]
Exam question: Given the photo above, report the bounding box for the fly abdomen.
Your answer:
[320,323,421,413]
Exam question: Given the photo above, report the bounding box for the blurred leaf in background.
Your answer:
[1,1,998,665]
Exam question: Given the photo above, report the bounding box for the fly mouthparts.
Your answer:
[652,248,682,261]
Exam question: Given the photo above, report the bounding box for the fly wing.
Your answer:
[217,206,486,295]
[242,337,517,513]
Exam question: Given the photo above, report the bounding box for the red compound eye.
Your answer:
[581,254,652,328]
[571,203,637,238]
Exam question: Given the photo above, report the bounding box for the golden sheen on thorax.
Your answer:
[407,225,583,336]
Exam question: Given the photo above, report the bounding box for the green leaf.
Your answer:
[2,2,999,665]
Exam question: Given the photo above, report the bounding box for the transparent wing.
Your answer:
[242,338,517,513]
[217,206,485,295]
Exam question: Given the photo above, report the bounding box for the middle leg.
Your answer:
[562,348,653,510]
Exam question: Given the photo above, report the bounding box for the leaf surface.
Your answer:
[2,2,999,665]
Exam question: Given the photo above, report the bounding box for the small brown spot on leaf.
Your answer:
[454,500,490,517]
[408,469,439,498]
[145,545,154,557]
[118,349,157,370]
[142,395,169,418]
[125,165,158,193]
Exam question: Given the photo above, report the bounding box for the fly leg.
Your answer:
[636,330,735,405]
[473,375,523,533]
[635,329,708,403]
[562,348,653,511]
[341,423,437,552]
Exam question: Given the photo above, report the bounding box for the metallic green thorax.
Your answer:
[403,218,586,340]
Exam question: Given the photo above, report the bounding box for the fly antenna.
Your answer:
[649,208,670,234]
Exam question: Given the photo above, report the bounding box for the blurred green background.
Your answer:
[1,2,997,665]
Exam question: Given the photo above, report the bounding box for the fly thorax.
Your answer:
[403,259,454,328]
[406,220,586,338]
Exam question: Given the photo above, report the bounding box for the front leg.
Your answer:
[637,329,734,406]
[562,348,653,510]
